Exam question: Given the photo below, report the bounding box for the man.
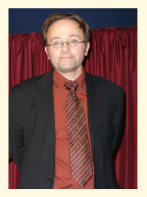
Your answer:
[9,13,125,189]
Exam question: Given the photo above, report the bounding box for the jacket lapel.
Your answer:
[33,70,55,152]
[85,72,103,155]
[33,70,103,157]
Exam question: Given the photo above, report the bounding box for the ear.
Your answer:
[84,42,90,56]
[45,46,50,60]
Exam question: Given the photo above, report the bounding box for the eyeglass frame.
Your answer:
[46,40,85,48]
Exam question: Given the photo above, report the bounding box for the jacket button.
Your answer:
[48,178,53,183]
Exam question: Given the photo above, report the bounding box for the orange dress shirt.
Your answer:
[53,69,94,189]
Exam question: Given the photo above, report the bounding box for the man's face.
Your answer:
[45,19,90,76]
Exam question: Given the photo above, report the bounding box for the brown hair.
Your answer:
[42,13,91,46]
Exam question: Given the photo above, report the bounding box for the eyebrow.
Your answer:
[50,37,61,42]
[50,35,81,42]
[68,35,81,38]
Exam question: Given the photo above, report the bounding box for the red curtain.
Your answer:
[9,25,137,189]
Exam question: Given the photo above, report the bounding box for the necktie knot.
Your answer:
[64,81,79,92]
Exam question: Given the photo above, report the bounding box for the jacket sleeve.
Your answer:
[9,88,24,170]
[111,87,125,157]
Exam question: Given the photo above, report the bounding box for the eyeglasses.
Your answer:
[46,39,85,48]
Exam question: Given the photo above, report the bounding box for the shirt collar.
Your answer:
[53,68,86,93]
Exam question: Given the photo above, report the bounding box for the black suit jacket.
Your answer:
[9,69,125,189]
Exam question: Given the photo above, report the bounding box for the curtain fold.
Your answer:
[9,25,137,189]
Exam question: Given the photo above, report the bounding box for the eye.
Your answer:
[70,39,78,44]
[53,41,61,46]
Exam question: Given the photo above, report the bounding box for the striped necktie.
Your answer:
[64,81,93,187]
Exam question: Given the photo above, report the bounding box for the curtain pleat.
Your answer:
[9,25,137,189]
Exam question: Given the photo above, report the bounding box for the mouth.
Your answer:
[60,56,73,59]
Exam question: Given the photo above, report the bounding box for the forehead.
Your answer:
[47,19,84,39]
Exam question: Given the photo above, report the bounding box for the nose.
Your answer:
[61,42,70,52]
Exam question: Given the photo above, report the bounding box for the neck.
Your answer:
[55,66,83,81]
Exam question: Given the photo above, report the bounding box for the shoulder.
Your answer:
[85,72,124,107]
[10,74,44,96]
[10,69,54,102]
[85,72,124,93]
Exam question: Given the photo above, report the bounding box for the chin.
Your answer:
[57,64,74,70]
[59,67,79,73]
